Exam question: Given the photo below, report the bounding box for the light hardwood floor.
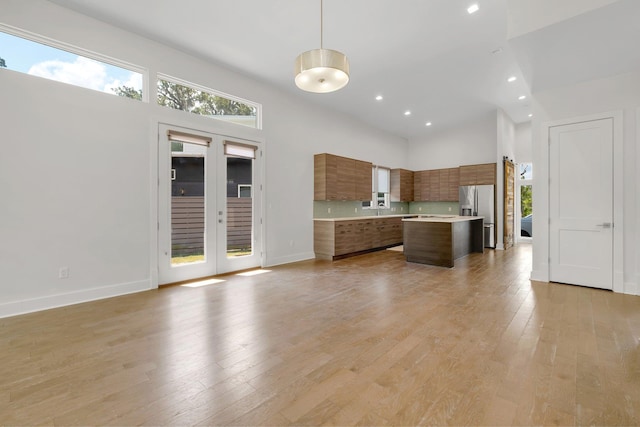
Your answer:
[1,244,639,426]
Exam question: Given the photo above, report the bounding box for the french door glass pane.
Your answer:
[226,157,253,257]
[520,184,533,237]
[171,143,206,265]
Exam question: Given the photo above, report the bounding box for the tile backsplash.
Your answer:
[313,201,410,218]
[313,201,459,218]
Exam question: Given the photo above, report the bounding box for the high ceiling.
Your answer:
[48,0,640,139]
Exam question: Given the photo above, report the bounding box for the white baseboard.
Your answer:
[0,279,151,319]
[265,251,315,267]
[530,269,549,283]
[623,280,639,296]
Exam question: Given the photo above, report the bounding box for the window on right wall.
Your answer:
[363,166,391,209]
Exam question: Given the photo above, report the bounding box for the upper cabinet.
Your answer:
[413,167,459,202]
[459,163,496,186]
[314,153,372,201]
[390,169,414,202]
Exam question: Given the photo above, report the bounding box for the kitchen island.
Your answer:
[402,216,484,267]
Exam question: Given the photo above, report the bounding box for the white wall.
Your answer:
[506,0,619,39]
[496,108,517,250]
[515,122,532,163]
[531,70,640,295]
[407,112,497,171]
[0,0,407,317]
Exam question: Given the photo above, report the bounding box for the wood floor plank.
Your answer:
[1,244,640,425]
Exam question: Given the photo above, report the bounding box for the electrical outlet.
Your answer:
[401,207,404,211]
[328,207,331,214]
[418,207,422,211]
[59,267,69,279]
[289,240,295,247]
[355,207,358,213]
[448,207,452,212]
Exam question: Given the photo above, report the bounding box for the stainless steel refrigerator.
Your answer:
[459,185,495,248]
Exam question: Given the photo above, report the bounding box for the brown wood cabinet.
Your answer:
[314,153,372,201]
[413,167,459,202]
[314,217,403,260]
[459,163,496,186]
[355,160,373,201]
[390,169,414,202]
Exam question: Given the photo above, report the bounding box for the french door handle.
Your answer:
[596,222,612,228]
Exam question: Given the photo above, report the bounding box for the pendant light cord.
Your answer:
[320,0,324,49]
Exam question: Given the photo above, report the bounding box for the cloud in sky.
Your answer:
[28,56,141,94]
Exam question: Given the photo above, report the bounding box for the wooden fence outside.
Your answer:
[171,197,252,257]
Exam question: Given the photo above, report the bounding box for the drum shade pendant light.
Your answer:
[294,0,349,93]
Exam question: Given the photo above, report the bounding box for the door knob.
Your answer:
[596,222,612,228]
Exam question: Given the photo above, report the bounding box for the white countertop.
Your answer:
[314,214,419,222]
[313,214,484,222]
[402,215,484,223]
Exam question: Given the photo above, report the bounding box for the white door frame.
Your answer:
[534,110,623,292]
[150,119,266,288]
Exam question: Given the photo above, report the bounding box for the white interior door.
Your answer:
[549,118,613,289]
[158,125,263,284]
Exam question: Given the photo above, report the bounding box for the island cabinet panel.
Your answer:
[314,153,373,201]
[404,221,453,267]
[314,217,403,260]
[459,163,496,185]
[390,168,414,202]
[403,218,483,267]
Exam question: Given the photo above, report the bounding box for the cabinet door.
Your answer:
[314,153,338,200]
[391,169,414,202]
[459,165,476,186]
[401,169,414,202]
[355,160,373,201]
[448,167,460,201]
[475,163,496,185]
[439,169,450,201]
[413,171,423,201]
[336,156,356,200]
[421,170,431,201]
[428,170,440,201]
[334,221,355,255]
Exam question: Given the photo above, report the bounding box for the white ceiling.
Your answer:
[48,0,640,139]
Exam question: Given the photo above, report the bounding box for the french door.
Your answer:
[158,124,262,285]
[549,118,613,289]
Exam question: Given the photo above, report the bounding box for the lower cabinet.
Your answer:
[314,217,403,260]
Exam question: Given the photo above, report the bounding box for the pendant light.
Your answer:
[294,0,349,93]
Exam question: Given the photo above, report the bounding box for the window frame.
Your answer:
[0,23,148,102]
[363,165,391,210]
[157,73,262,130]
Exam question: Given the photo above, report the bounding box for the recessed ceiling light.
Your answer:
[491,47,503,55]
[507,76,517,83]
[426,122,432,127]
[467,4,479,14]
[375,95,383,101]
[518,95,527,100]
[528,113,533,118]
[404,110,411,116]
